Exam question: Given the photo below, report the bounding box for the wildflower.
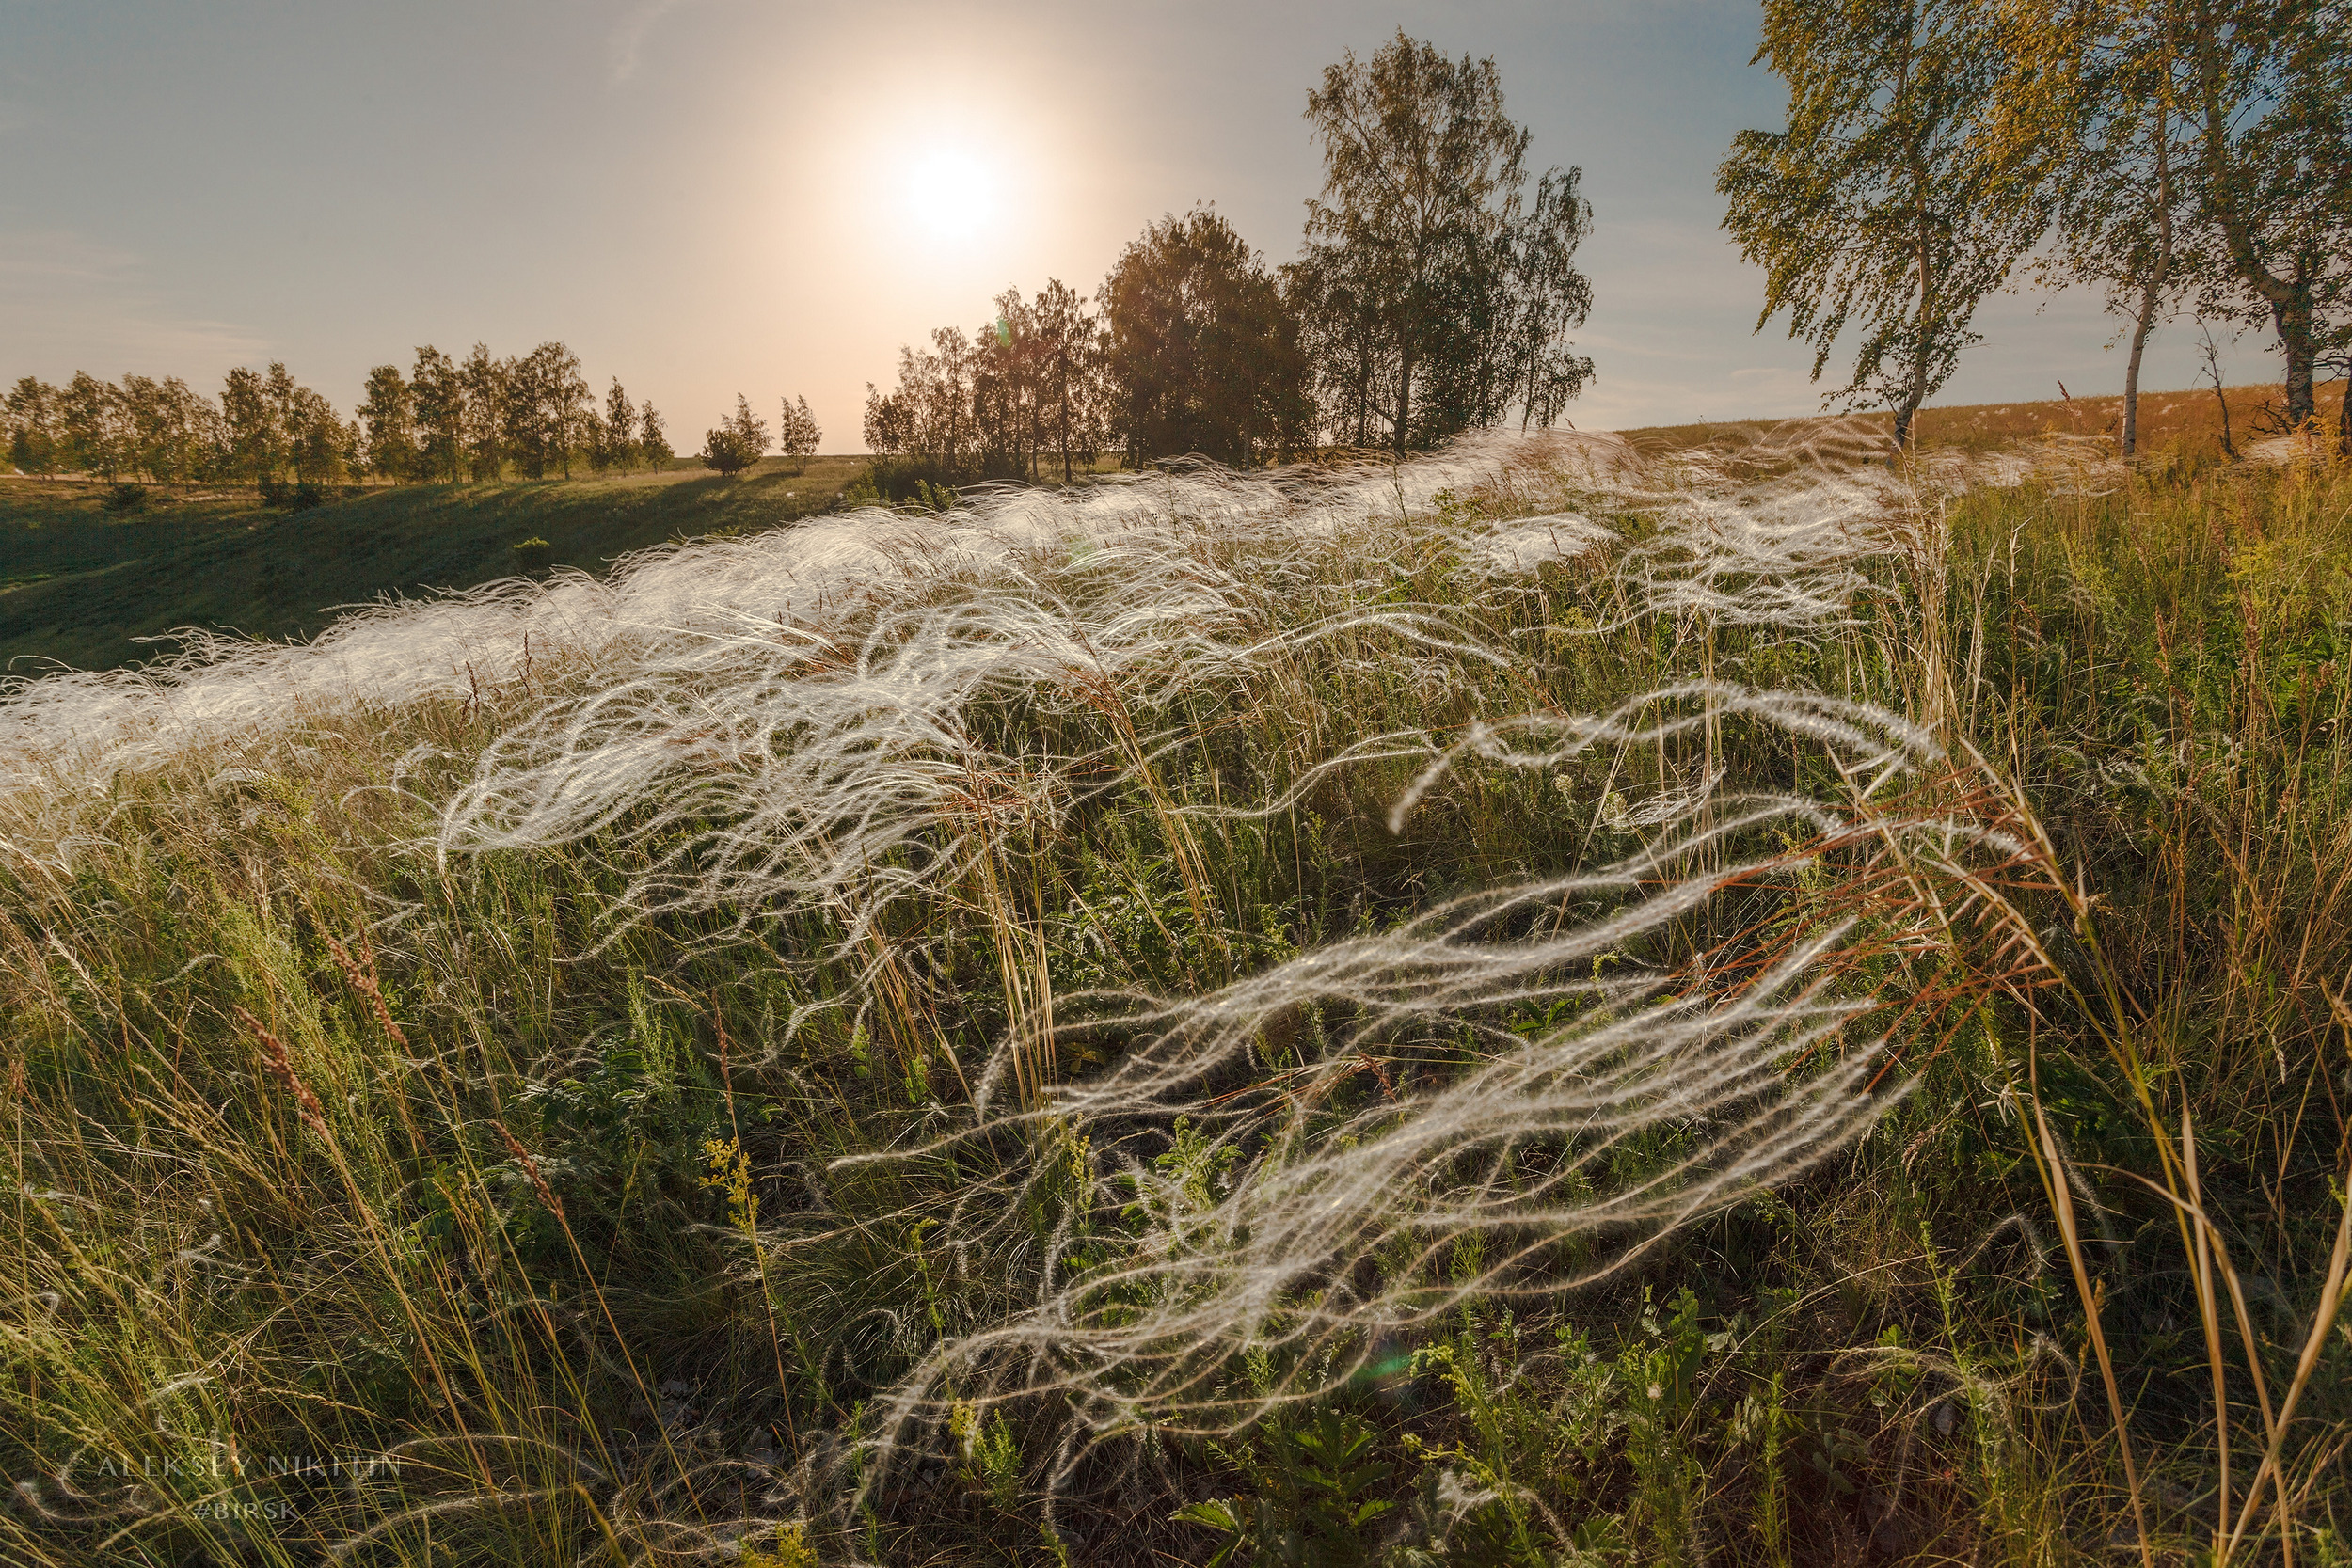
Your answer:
[701,1137,758,1231]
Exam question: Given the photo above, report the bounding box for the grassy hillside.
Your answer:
[1628,377,2344,456]
[0,455,866,675]
[4,425,2350,1566]
[7,382,2335,680]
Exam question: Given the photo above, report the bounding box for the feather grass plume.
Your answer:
[0,420,2128,1561]
[818,694,2065,1522]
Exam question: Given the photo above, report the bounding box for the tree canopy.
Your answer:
[1719,0,2048,448]
[2172,0,2351,436]
[1295,31,1593,453]
[1725,0,2350,452]
[1101,210,1310,467]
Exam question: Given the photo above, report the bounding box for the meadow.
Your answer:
[0,454,866,675]
[6,382,2334,684]
[1,397,2349,1568]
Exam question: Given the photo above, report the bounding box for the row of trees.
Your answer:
[2,343,679,486]
[356,343,673,483]
[1723,0,2351,451]
[864,33,1598,488]
[865,278,1123,484]
[7,365,350,488]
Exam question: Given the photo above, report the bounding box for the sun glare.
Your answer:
[901,144,1003,250]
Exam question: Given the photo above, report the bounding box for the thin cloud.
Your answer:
[0,229,268,380]
[608,0,698,82]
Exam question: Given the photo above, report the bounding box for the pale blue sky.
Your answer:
[0,0,2271,447]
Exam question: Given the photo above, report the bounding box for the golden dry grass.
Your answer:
[1626,379,2345,459]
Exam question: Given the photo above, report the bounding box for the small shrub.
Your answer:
[949,1401,1023,1511]
[862,457,973,508]
[102,482,148,513]
[1175,1408,1395,1567]
[258,477,327,510]
[511,536,554,573]
[702,428,757,476]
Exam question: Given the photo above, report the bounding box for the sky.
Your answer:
[0,0,2281,449]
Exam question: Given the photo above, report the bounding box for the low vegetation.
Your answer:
[2,413,2348,1566]
[0,455,865,673]
[2,384,2316,679]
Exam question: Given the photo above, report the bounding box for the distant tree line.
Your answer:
[863,31,1597,498]
[2,343,677,488]
[359,343,674,483]
[864,278,1118,490]
[1721,0,2351,453]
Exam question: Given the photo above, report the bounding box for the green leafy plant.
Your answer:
[949,1400,1024,1511]
[1177,1408,1396,1567]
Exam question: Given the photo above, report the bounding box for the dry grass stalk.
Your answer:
[233,1002,326,1133]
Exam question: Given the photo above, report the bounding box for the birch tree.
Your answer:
[1031,278,1104,483]
[411,346,464,483]
[1283,240,1389,448]
[2174,0,2350,442]
[1301,31,1593,451]
[60,372,126,479]
[639,403,673,469]
[358,364,417,481]
[776,394,820,470]
[979,290,1044,480]
[1507,167,1597,432]
[6,377,59,475]
[1719,0,2046,447]
[1997,0,2201,453]
[459,344,506,481]
[220,367,275,484]
[599,379,636,474]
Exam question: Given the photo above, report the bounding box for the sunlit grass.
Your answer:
[3,425,2348,1565]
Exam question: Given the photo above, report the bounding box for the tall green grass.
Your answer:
[2,431,2347,1566]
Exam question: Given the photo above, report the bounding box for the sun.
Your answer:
[899,144,1003,250]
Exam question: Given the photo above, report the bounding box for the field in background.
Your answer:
[4,381,2339,680]
[1629,377,2344,457]
[0,454,866,673]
